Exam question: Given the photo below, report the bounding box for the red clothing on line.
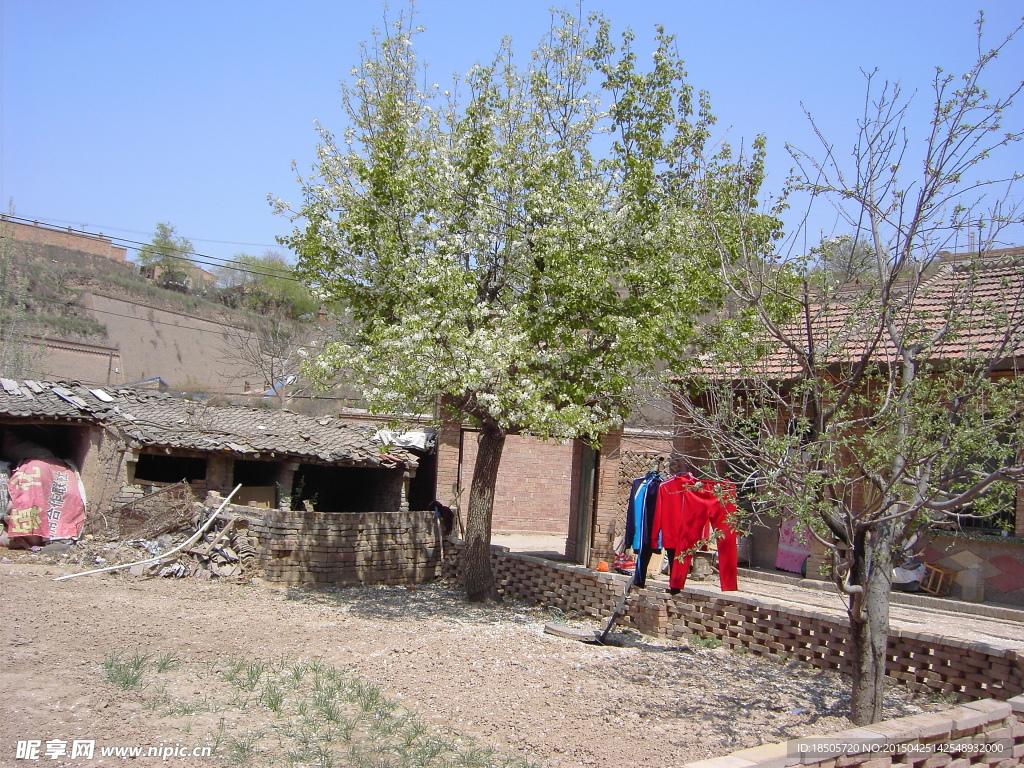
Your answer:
[652,475,739,592]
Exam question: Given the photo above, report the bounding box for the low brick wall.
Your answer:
[686,697,1024,768]
[442,545,1024,702]
[251,510,441,587]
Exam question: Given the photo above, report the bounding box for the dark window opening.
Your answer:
[134,454,207,484]
[291,464,396,512]
[951,422,1018,535]
[233,459,279,508]
[407,452,437,511]
[234,459,276,487]
[955,484,1017,534]
[0,424,90,467]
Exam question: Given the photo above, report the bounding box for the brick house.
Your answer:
[431,418,674,567]
[666,249,1024,605]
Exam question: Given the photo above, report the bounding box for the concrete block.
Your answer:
[961,700,1011,719]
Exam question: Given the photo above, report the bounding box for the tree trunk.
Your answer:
[462,421,506,602]
[848,532,894,725]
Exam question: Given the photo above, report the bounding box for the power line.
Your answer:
[1,214,306,284]
[10,213,282,248]
[0,284,284,337]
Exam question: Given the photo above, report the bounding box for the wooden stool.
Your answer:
[919,563,955,596]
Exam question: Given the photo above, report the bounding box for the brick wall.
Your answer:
[685,697,1024,768]
[442,546,1024,702]
[251,510,441,586]
[435,420,462,510]
[206,454,234,494]
[441,427,579,535]
[590,430,623,568]
[35,337,124,386]
[3,218,128,261]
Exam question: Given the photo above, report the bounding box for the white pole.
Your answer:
[54,484,243,582]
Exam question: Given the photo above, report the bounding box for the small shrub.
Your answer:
[689,634,722,650]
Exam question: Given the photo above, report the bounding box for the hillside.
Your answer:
[1,219,322,400]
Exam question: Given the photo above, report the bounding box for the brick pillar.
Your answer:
[206,454,234,494]
[435,419,462,510]
[566,440,584,563]
[589,430,623,568]
[275,461,299,512]
[1016,486,1024,538]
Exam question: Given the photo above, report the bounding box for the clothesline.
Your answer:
[624,470,740,593]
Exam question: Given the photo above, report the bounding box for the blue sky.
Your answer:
[3,1,1023,267]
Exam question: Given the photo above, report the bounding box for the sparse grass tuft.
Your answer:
[143,684,171,711]
[119,650,535,767]
[103,650,150,689]
[167,698,210,716]
[154,651,180,672]
[227,731,262,765]
[261,681,285,713]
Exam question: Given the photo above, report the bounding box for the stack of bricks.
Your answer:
[109,479,208,509]
[251,510,441,587]
[442,543,1024,704]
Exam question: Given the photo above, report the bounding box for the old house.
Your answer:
[662,248,1024,605]
[0,379,416,525]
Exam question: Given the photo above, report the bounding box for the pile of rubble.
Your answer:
[131,512,260,580]
[21,483,265,580]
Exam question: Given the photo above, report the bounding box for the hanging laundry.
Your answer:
[652,474,738,592]
[775,516,812,574]
[624,472,662,587]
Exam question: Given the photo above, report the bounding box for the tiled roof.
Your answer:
[0,379,414,468]
[704,251,1024,381]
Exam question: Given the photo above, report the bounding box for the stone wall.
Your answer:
[251,510,441,586]
[441,546,1024,702]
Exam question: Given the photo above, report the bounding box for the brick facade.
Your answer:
[435,425,584,541]
[3,217,128,261]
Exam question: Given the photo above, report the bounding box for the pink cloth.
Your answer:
[6,458,86,541]
[775,516,811,574]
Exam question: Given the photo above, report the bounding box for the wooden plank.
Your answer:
[543,624,600,643]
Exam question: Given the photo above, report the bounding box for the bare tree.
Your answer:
[680,17,1024,724]
[219,315,314,407]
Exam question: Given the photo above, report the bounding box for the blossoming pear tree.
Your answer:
[277,9,764,601]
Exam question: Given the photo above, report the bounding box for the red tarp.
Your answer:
[6,458,86,542]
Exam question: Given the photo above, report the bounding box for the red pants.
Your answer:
[653,477,738,592]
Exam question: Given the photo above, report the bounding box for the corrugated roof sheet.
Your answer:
[0,381,414,468]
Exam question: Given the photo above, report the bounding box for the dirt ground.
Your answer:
[0,556,944,768]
